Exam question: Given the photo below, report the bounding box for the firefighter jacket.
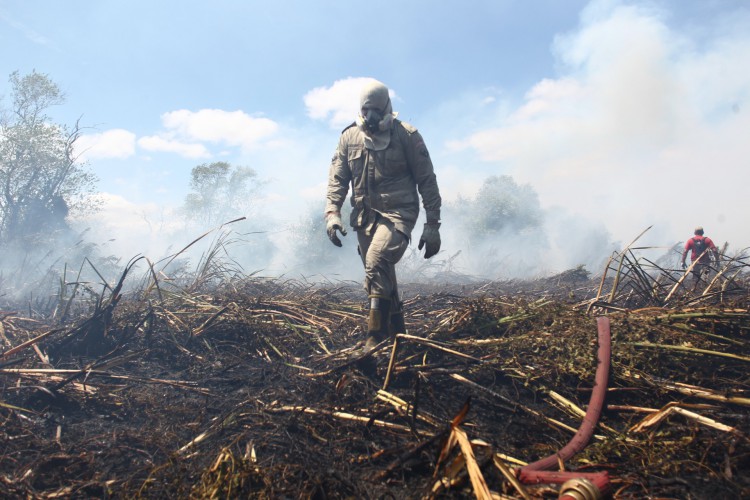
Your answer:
[325,120,442,238]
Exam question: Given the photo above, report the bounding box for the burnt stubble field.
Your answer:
[1,256,749,499]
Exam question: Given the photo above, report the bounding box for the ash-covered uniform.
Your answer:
[325,119,442,299]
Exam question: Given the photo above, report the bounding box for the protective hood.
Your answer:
[356,80,398,151]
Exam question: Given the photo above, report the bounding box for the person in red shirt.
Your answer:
[680,226,720,282]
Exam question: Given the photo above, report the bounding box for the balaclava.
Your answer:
[356,80,397,151]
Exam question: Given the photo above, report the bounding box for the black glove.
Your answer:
[326,212,347,247]
[681,261,687,270]
[418,223,441,259]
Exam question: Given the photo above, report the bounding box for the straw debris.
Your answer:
[0,246,749,498]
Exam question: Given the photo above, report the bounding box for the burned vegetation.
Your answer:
[1,248,749,499]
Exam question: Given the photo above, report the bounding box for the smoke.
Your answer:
[404,177,620,282]
[258,175,619,287]
[445,0,750,251]
[6,0,749,302]
[0,222,118,310]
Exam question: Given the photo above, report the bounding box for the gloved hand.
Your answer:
[681,261,687,270]
[326,211,347,247]
[418,222,441,259]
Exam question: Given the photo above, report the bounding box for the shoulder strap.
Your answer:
[397,119,418,134]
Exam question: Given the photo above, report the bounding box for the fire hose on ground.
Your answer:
[516,316,613,500]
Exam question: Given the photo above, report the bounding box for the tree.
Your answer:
[182,161,263,227]
[0,70,98,245]
[446,175,547,278]
[465,175,543,241]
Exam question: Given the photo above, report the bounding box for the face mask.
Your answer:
[363,108,383,133]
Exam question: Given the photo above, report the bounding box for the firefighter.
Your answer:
[680,226,720,283]
[325,80,442,350]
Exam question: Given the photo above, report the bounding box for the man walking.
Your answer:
[681,226,720,284]
[325,80,442,350]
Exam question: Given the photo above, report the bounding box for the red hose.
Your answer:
[518,469,611,499]
[517,316,612,498]
[518,470,609,485]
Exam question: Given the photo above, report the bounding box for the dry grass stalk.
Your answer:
[629,341,750,362]
[272,405,420,434]
[454,426,493,500]
[376,389,440,427]
[630,402,748,439]
[382,335,400,390]
[0,327,63,359]
[548,390,622,437]
[430,451,467,496]
[396,333,482,362]
[605,226,653,304]
[382,333,481,391]
[492,454,531,500]
[620,371,750,407]
[0,400,34,413]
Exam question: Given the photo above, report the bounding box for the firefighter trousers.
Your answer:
[356,216,409,301]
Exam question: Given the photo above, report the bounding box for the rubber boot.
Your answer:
[390,301,406,336]
[364,296,391,351]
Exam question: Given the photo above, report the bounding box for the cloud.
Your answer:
[137,135,210,159]
[162,109,278,148]
[451,0,750,248]
[304,77,397,129]
[76,129,136,160]
[137,109,279,159]
[76,109,279,161]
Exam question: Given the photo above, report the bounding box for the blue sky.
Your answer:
[2,0,749,270]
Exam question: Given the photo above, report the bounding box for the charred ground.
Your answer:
[1,258,749,499]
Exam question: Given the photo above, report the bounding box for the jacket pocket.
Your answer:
[348,147,365,178]
[349,195,366,229]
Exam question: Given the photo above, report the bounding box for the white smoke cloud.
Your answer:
[449,0,750,250]
[76,129,136,160]
[74,192,183,260]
